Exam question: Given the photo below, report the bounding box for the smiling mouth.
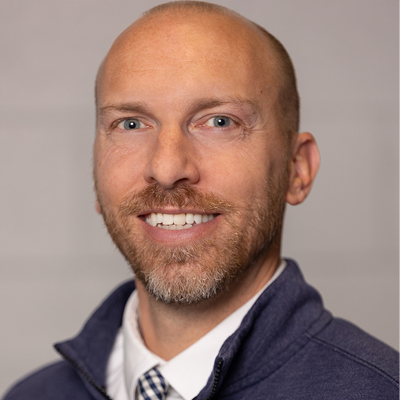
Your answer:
[144,212,217,230]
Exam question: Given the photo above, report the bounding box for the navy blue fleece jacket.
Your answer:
[3,260,399,399]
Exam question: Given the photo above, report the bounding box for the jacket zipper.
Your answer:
[55,344,112,400]
[203,359,223,400]
[57,345,223,400]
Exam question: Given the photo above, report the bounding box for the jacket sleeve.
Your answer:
[2,361,95,400]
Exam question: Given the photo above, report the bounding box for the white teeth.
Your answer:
[194,214,202,224]
[186,213,194,224]
[146,213,215,228]
[173,213,186,225]
[163,214,174,226]
[145,214,157,227]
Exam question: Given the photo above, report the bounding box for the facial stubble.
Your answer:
[97,179,287,305]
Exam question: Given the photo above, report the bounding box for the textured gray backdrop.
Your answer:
[0,0,398,395]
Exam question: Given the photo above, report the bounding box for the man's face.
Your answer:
[94,13,290,304]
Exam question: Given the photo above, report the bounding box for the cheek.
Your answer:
[200,136,287,215]
[94,139,148,206]
[198,141,271,201]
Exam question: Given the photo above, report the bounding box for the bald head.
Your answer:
[96,1,299,140]
[93,2,321,308]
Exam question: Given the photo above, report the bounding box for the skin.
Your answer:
[94,9,320,360]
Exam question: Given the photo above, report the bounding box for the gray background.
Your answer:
[0,0,398,395]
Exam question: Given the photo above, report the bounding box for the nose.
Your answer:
[144,126,200,188]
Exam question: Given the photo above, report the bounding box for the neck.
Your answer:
[135,249,281,361]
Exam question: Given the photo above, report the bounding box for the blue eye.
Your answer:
[213,116,231,127]
[122,119,142,130]
[204,116,232,128]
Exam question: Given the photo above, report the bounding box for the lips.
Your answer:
[144,212,216,230]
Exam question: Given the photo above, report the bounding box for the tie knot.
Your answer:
[137,368,169,400]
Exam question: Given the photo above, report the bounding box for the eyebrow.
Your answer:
[186,96,259,114]
[99,102,151,116]
[99,96,260,118]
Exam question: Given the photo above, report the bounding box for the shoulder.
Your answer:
[249,315,400,400]
[2,361,92,400]
[2,280,136,400]
[301,316,399,396]
[316,318,398,375]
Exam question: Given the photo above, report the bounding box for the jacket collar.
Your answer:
[196,259,330,399]
[55,280,135,399]
[54,260,330,400]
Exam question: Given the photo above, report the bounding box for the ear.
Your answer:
[286,132,320,205]
[95,200,102,214]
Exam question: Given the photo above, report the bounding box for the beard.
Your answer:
[97,175,287,305]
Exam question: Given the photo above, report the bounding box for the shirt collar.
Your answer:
[123,260,286,400]
[123,293,165,398]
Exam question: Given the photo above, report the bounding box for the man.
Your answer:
[3,1,398,399]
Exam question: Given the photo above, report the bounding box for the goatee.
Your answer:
[97,182,285,304]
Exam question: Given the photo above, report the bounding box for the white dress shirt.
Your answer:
[106,260,286,400]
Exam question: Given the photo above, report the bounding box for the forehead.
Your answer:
[98,11,278,107]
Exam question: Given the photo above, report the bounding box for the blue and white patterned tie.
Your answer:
[137,368,169,400]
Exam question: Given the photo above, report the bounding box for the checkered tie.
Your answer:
[137,368,169,400]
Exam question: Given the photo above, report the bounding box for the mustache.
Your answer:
[120,184,234,217]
